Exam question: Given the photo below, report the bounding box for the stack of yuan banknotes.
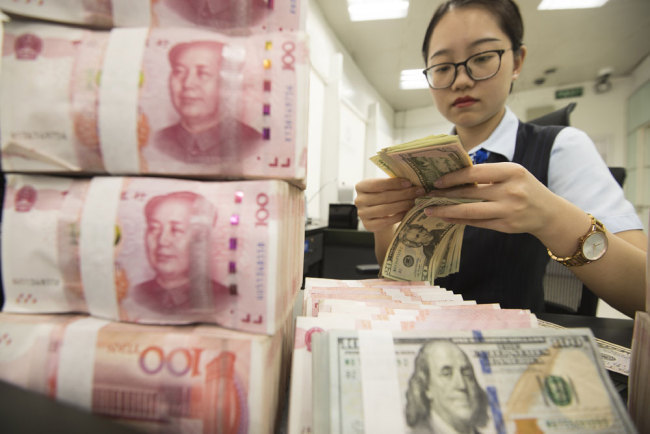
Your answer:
[0,1,307,433]
[288,278,636,434]
[0,0,308,185]
[371,134,478,284]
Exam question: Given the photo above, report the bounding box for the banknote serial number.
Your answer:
[12,277,60,286]
[256,241,266,300]
[11,132,67,140]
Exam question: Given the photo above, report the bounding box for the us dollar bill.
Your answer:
[371,135,475,284]
[312,328,635,434]
[382,196,479,284]
[371,135,472,192]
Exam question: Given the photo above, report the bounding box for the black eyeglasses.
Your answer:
[423,49,511,89]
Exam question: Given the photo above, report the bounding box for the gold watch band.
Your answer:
[547,214,607,267]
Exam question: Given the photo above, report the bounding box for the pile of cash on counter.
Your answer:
[289,278,637,434]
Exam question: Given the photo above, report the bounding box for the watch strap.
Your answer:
[547,214,607,267]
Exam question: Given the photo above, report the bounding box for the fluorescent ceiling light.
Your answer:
[348,0,409,22]
[400,69,428,90]
[538,0,609,10]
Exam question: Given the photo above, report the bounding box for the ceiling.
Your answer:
[313,0,650,111]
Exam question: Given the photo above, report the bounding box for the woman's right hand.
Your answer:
[354,178,424,232]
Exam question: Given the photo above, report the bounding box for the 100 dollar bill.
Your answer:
[312,328,635,434]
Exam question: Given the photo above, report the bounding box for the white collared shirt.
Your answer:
[466,107,642,233]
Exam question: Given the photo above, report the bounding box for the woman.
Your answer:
[354,0,647,316]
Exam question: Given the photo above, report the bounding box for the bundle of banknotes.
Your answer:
[0,0,305,33]
[627,225,650,431]
[370,134,475,284]
[0,3,309,432]
[1,16,308,185]
[288,278,636,434]
[0,312,288,433]
[629,311,649,433]
[2,174,304,335]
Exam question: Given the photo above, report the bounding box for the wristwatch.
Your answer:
[547,214,608,267]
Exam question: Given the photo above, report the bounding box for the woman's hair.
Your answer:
[421,0,524,65]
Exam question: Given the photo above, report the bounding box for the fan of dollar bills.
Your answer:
[371,135,477,284]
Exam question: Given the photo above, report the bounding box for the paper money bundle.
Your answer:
[311,328,635,434]
[2,174,305,334]
[0,0,305,33]
[1,20,308,185]
[288,278,543,434]
[0,312,285,434]
[371,135,475,284]
[629,311,650,432]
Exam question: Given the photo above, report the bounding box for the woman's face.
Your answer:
[426,6,525,131]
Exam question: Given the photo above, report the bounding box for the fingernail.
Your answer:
[401,180,412,188]
[415,187,425,195]
[424,207,433,216]
[433,179,443,188]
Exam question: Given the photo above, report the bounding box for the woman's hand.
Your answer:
[423,162,563,240]
[354,178,424,233]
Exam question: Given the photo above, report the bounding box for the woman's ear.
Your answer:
[512,45,527,81]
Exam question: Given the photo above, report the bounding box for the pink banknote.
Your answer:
[1,21,308,185]
[0,0,304,33]
[0,313,283,434]
[2,174,305,334]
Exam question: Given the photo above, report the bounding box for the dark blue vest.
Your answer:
[435,122,563,313]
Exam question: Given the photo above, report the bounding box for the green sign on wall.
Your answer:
[555,87,583,99]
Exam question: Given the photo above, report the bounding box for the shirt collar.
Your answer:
[452,106,518,162]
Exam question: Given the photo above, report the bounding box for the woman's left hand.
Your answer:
[424,162,562,239]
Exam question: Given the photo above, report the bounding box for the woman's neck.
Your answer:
[455,107,506,151]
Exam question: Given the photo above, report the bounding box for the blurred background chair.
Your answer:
[530,102,625,315]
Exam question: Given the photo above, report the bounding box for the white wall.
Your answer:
[305,0,395,223]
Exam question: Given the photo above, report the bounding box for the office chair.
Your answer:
[530,103,626,315]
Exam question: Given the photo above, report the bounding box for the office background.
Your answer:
[301,0,650,318]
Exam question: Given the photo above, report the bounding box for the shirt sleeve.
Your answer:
[547,127,643,233]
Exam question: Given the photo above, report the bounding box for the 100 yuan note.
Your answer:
[0,313,283,434]
[312,328,635,434]
[1,22,309,183]
[0,0,305,33]
[2,174,304,334]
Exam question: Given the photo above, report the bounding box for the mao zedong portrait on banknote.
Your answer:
[168,0,273,28]
[153,40,260,164]
[405,340,490,434]
[129,190,230,313]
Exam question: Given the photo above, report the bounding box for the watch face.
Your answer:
[582,231,608,261]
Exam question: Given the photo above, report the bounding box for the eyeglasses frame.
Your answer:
[422,48,512,90]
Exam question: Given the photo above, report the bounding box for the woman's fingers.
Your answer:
[358,198,416,221]
[355,178,423,208]
[356,177,412,193]
[433,162,527,189]
[361,212,407,232]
